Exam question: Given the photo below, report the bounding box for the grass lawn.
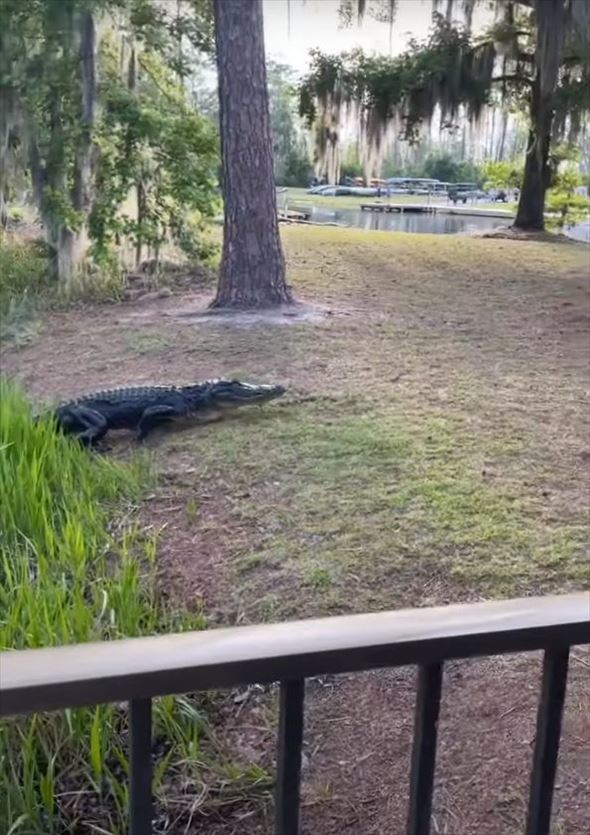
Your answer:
[1,226,588,834]
[3,227,587,616]
[283,186,517,215]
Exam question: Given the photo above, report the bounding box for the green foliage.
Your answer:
[546,165,590,229]
[455,159,483,183]
[0,0,97,240]
[128,0,215,65]
[0,237,49,304]
[381,153,482,183]
[422,153,483,184]
[0,379,213,833]
[1,0,219,285]
[483,160,523,190]
[303,4,589,224]
[280,145,314,187]
[422,153,461,182]
[0,236,51,344]
[90,37,219,265]
[300,16,495,146]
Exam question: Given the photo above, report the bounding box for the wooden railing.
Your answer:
[1,593,589,835]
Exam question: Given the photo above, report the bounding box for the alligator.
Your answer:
[51,379,286,446]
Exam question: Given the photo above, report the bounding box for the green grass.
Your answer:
[1,222,588,829]
[181,401,588,620]
[0,380,268,834]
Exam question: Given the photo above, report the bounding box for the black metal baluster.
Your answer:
[406,663,443,835]
[275,679,305,835]
[525,647,570,835]
[129,698,153,835]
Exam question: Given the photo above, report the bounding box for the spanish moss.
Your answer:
[300,16,496,183]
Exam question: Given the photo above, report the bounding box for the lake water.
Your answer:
[304,206,590,241]
[566,219,590,243]
[307,206,511,235]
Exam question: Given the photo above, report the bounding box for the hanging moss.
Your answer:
[301,9,589,184]
[300,16,498,180]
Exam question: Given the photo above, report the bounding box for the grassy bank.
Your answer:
[0,381,268,834]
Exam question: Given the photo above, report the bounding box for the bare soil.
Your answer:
[2,227,589,833]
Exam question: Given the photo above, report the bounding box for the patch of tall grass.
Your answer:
[0,379,223,833]
[0,236,51,345]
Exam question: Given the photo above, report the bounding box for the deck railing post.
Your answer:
[406,663,444,835]
[129,698,153,835]
[275,679,305,835]
[525,647,570,835]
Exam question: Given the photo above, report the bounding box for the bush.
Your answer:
[0,379,212,833]
[482,160,523,191]
[546,166,590,230]
[0,236,51,344]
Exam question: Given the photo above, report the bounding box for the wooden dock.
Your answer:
[361,203,435,214]
[278,208,311,222]
[360,203,515,219]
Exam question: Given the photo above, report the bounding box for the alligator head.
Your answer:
[207,379,286,410]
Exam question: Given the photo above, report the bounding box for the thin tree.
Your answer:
[212,0,293,308]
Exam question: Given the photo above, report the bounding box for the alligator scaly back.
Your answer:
[51,379,286,446]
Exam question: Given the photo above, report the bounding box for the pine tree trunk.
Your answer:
[211,0,292,309]
[514,74,553,231]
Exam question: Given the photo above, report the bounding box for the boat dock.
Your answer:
[360,203,514,219]
[278,208,311,222]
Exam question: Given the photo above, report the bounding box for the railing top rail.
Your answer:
[1,593,588,717]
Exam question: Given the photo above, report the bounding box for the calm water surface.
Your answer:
[306,205,589,240]
[308,206,509,235]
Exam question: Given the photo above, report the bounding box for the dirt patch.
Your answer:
[477,225,584,245]
[175,649,590,834]
[298,649,590,835]
[165,301,338,328]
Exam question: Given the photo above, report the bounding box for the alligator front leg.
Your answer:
[63,405,109,447]
[137,405,178,442]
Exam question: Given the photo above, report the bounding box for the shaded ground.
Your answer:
[2,228,589,832]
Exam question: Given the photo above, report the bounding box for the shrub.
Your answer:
[0,236,51,344]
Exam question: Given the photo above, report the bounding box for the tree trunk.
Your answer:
[211,0,292,309]
[136,180,145,267]
[30,6,96,290]
[514,0,566,232]
[59,8,96,294]
[514,74,554,231]
[496,110,508,161]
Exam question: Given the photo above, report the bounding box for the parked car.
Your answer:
[448,185,486,204]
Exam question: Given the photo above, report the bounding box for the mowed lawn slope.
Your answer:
[2,226,589,834]
[3,227,589,620]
